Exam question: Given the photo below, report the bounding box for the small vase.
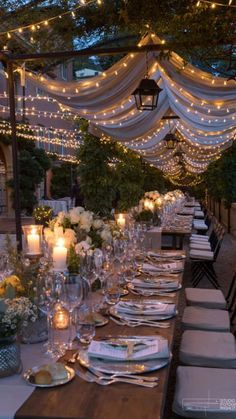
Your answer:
[20,311,48,344]
[0,335,21,378]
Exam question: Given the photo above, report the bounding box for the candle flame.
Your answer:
[31,227,37,235]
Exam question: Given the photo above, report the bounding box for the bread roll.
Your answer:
[34,370,52,385]
[49,363,68,380]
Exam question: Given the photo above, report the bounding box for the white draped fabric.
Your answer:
[25,33,236,174]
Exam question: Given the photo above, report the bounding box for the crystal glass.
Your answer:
[37,272,60,356]
[22,224,43,256]
[61,274,83,349]
[104,276,120,305]
[76,304,95,345]
[0,253,12,281]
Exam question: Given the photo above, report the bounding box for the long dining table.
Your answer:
[14,250,185,419]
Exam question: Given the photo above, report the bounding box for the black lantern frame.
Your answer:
[132,51,162,111]
[163,133,180,149]
[132,78,163,111]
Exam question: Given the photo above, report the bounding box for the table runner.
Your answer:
[0,343,49,419]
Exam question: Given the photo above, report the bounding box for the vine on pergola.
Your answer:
[0,0,235,77]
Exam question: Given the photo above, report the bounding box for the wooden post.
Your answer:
[228,205,231,234]
[7,61,22,250]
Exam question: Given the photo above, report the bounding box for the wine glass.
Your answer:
[37,272,59,356]
[62,274,83,349]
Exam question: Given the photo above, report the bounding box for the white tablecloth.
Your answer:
[39,199,68,215]
[0,343,50,419]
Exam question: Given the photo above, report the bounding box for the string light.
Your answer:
[0,0,100,38]
[196,0,236,7]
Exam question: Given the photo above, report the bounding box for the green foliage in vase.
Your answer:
[33,205,53,226]
[4,236,52,301]
[67,245,80,274]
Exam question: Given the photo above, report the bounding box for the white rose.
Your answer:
[63,228,77,248]
[93,219,104,229]
[100,228,112,243]
[75,240,91,255]
[69,207,84,224]
[79,211,93,232]
[86,236,92,245]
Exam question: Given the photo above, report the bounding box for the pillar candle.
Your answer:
[27,228,40,254]
[53,238,67,271]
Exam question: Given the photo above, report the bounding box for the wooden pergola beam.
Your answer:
[7,43,172,62]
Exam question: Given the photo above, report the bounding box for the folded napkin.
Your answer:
[132,277,179,289]
[88,338,169,361]
[115,301,175,316]
[142,262,183,273]
[148,251,185,260]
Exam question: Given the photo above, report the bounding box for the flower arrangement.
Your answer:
[0,275,24,298]
[0,270,38,339]
[33,205,53,226]
[44,207,120,272]
[0,297,37,339]
[3,236,52,301]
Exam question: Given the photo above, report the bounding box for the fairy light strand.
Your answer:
[0,0,101,37]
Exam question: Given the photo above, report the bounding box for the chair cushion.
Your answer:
[190,243,212,251]
[190,237,209,242]
[179,331,236,368]
[185,288,227,309]
[190,250,214,260]
[173,366,236,418]
[191,234,209,239]
[182,306,230,331]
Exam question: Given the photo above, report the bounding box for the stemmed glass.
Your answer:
[37,272,60,356]
[0,253,12,281]
[62,274,83,349]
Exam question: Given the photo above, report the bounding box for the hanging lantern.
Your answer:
[163,133,179,149]
[132,78,163,111]
[132,51,162,111]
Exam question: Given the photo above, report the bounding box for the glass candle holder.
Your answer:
[22,225,43,256]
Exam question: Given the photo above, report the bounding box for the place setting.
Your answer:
[146,251,186,261]
[109,299,175,327]
[74,334,171,387]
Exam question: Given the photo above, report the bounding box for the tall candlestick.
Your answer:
[53,238,67,271]
[28,227,40,254]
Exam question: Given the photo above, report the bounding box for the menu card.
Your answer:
[88,338,169,361]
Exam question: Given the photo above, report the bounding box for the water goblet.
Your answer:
[76,304,95,345]
[62,274,83,349]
